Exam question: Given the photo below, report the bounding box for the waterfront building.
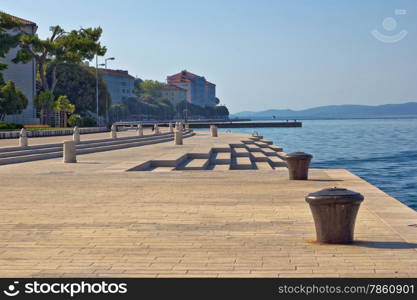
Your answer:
[161,84,187,106]
[205,81,216,107]
[167,70,216,107]
[1,13,39,124]
[98,68,135,104]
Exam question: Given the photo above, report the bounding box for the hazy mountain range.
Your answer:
[231,102,417,119]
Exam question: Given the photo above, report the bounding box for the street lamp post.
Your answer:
[104,57,115,125]
[95,55,99,126]
[95,56,115,126]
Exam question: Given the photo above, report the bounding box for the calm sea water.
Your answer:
[221,118,417,210]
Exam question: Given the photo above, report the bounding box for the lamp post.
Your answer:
[95,57,115,126]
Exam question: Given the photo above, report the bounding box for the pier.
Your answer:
[0,129,416,277]
[115,120,302,129]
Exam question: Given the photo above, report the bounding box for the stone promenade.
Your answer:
[0,131,416,277]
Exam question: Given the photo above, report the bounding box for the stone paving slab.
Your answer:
[0,131,416,278]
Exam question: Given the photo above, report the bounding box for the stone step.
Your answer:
[232,147,250,157]
[0,132,196,166]
[180,159,209,170]
[268,156,287,167]
[250,152,269,162]
[212,144,231,152]
[248,136,263,141]
[276,152,287,159]
[260,148,277,156]
[232,157,253,169]
[269,145,283,152]
[212,152,231,164]
[241,139,255,144]
[211,164,230,171]
[254,142,269,148]
[255,162,273,170]
[245,144,262,152]
[151,167,175,172]
[260,139,273,145]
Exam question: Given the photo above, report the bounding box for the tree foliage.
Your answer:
[0,13,21,85]
[34,90,55,124]
[46,62,110,116]
[0,81,28,120]
[13,25,106,93]
[54,95,75,127]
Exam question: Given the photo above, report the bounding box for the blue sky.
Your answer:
[3,0,417,112]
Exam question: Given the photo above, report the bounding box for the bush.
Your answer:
[0,121,24,130]
[68,114,81,127]
[79,116,97,127]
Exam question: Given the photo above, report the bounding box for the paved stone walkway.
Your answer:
[0,131,416,277]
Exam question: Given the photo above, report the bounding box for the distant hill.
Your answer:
[231,102,417,119]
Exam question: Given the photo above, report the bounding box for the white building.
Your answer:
[1,13,39,124]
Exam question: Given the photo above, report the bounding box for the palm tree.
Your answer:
[54,95,75,127]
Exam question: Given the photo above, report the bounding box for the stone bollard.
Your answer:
[63,140,77,163]
[111,124,117,139]
[19,128,28,147]
[154,123,160,134]
[185,123,189,130]
[137,123,143,137]
[210,125,218,137]
[169,122,174,133]
[285,152,313,180]
[174,129,183,145]
[305,188,364,244]
[73,126,80,144]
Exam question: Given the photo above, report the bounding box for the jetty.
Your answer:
[0,128,416,277]
[115,120,302,128]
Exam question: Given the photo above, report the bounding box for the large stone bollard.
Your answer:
[285,152,313,180]
[305,188,364,244]
[63,140,77,163]
[169,122,174,133]
[73,126,80,144]
[111,124,117,139]
[137,123,143,137]
[185,123,189,130]
[19,128,28,147]
[174,129,183,145]
[210,125,218,137]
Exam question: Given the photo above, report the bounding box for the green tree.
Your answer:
[68,113,81,127]
[136,80,165,98]
[13,25,106,93]
[34,91,55,125]
[109,103,128,122]
[0,81,28,121]
[0,13,21,85]
[54,95,75,127]
[0,13,29,121]
[46,62,110,117]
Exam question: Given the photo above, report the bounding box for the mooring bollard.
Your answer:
[137,123,143,137]
[174,129,183,145]
[111,124,117,139]
[285,152,313,180]
[19,128,28,147]
[73,126,80,144]
[63,140,77,163]
[210,125,218,137]
[305,188,364,244]
[169,122,174,133]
